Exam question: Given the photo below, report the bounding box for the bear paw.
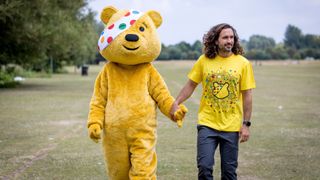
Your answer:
[88,124,102,143]
[174,104,188,128]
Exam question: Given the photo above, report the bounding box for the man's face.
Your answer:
[216,28,234,53]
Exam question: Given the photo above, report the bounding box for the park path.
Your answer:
[1,121,83,180]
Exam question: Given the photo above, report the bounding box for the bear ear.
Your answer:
[100,6,118,25]
[146,10,162,28]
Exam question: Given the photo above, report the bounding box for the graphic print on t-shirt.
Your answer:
[203,67,239,113]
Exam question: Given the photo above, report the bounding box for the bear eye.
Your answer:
[139,26,145,32]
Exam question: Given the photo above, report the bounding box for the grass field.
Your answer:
[0,60,320,180]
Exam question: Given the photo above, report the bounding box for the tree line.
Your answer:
[243,25,320,60]
[1,0,319,75]
[1,0,98,73]
[154,24,320,61]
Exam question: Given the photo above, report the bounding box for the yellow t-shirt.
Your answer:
[188,54,256,132]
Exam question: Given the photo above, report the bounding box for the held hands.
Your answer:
[170,102,188,128]
[175,104,188,127]
[88,124,102,143]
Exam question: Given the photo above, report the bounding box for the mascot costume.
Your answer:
[87,6,188,180]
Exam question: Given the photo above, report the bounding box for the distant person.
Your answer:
[170,23,256,179]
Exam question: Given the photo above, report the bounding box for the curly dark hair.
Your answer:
[203,23,244,59]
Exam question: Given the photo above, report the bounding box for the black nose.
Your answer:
[125,34,139,42]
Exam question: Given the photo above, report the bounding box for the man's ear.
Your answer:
[146,10,162,28]
[100,6,118,25]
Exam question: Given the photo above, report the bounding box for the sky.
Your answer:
[88,0,320,45]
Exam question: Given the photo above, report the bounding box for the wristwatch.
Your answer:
[243,120,251,127]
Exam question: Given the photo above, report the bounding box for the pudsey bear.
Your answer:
[87,6,187,179]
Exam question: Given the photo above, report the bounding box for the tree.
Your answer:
[0,0,97,72]
[158,41,201,60]
[168,45,182,59]
[191,40,202,58]
[245,49,271,60]
[284,24,303,49]
[240,39,248,51]
[247,35,276,50]
[267,44,289,60]
[157,44,170,60]
[303,34,320,49]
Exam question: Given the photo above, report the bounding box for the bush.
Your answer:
[0,70,18,88]
[5,64,25,76]
[0,64,28,88]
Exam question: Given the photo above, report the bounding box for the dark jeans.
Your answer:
[197,125,239,180]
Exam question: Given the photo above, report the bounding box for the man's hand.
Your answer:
[239,125,250,143]
[170,101,180,120]
[174,104,188,127]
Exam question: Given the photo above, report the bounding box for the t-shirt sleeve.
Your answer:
[240,61,256,90]
[188,56,203,83]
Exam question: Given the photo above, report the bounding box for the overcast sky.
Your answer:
[88,0,320,45]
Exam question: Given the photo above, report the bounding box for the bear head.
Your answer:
[98,6,162,65]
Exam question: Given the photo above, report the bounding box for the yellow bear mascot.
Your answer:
[87,6,187,180]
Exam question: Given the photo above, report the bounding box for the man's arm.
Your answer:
[240,89,253,143]
[170,79,198,119]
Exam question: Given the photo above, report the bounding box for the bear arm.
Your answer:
[148,66,174,119]
[87,67,108,128]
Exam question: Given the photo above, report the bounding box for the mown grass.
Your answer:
[0,61,319,180]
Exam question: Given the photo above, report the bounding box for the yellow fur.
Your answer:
[87,6,187,179]
[175,104,188,127]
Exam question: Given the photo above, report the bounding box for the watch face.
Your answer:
[243,121,251,127]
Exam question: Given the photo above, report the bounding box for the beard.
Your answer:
[219,43,233,53]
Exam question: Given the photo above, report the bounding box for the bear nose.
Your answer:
[125,34,139,42]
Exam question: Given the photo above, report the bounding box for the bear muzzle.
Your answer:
[125,34,139,42]
[123,34,140,51]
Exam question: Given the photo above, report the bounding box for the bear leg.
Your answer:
[103,131,130,180]
[128,132,157,179]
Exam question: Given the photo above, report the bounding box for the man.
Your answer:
[171,23,256,179]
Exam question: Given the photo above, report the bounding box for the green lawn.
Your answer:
[0,60,319,179]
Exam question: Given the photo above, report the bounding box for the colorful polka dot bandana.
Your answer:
[98,10,143,51]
